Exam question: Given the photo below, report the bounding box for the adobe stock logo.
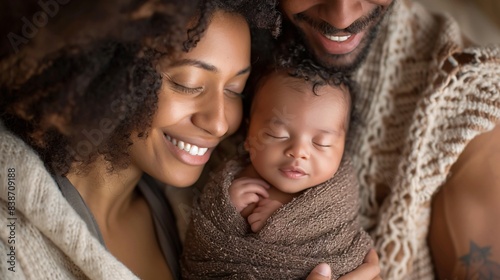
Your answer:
[7,0,71,53]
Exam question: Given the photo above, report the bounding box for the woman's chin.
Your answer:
[157,169,202,188]
[171,180,198,188]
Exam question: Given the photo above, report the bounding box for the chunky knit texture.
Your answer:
[349,1,500,279]
[0,125,138,279]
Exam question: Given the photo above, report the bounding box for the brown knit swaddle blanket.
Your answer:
[181,157,372,279]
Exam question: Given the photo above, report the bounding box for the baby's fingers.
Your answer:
[232,177,270,189]
[240,192,264,206]
[242,184,269,199]
[247,212,267,232]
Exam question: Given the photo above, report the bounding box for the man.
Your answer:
[264,0,500,279]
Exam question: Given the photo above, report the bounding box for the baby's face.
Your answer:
[246,72,350,193]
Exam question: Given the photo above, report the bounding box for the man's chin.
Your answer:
[311,47,368,73]
[293,3,390,73]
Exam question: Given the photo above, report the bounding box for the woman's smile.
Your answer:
[164,134,209,156]
[162,133,213,166]
[128,11,250,187]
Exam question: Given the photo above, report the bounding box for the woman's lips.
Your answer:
[165,134,208,156]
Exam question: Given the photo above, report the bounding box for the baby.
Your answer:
[182,68,372,279]
[230,69,353,233]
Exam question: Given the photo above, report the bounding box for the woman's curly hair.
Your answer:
[0,0,278,175]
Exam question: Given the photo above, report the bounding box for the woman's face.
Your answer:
[129,11,251,187]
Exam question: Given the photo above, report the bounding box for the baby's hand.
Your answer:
[228,177,270,212]
[247,198,283,232]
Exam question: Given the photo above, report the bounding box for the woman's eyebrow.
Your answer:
[171,59,251,76]
[172,59,217,72]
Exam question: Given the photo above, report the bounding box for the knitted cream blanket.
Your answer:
[351,1,500,279]
[181,158,372,279]
[0,126,138,279]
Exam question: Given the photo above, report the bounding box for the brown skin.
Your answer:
[63,11,370,280]
[230,71,350,232]
[228,71,382,280]
[274,2,393,278]
[429,125,500,279]
[280,1,500,279]
[67,11,251,279]
[279,0,393,70]
[68,162,174,279]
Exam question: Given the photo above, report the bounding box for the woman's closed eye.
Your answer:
[168,79,204,94]
[163,73,203,95]
[171,82,203,94]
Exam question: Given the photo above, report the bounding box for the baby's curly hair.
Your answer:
[227,0,359,122]
[0,0,277,175]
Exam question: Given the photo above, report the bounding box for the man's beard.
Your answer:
[291,3,394,73]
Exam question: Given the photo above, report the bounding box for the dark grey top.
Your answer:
[54,174,182,279]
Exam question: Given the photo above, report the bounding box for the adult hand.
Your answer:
[339,249,382,280]
[306,249,382,280]
[306,263,331,280]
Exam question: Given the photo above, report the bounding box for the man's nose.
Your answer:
[320,0,365,30]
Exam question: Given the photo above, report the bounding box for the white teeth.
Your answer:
[189,146,198,156]
[324,34,351,42]
[198,148,208,156]
[164,134,209,156]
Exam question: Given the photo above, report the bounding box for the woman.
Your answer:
[0,0,379,279]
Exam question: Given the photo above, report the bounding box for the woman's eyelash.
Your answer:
[162,73,203,94]
[161,73,245,97]
[171,82,203,94]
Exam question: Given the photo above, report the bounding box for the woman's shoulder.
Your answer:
[0,123,52,184]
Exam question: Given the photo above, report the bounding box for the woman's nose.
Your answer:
[191,91,229,137]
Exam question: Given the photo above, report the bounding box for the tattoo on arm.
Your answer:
[460,241,500,279]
